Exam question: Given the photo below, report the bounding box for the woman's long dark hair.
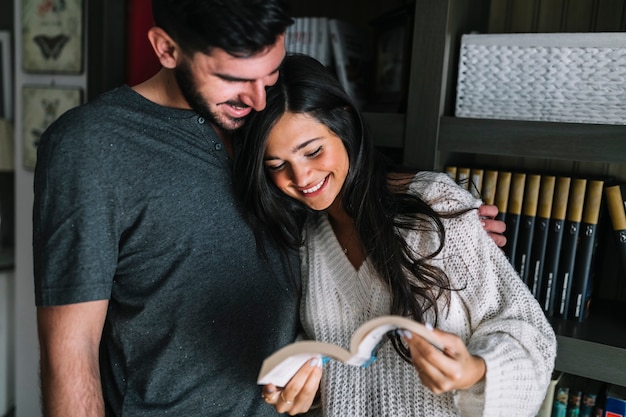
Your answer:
[233,54,459,330]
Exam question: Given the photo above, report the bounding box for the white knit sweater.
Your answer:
[300,171,556,417]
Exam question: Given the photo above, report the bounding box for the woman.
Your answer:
[233,54,556,417]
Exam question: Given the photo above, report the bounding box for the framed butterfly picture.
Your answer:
[22,85,82,170]
[22,0,84,74]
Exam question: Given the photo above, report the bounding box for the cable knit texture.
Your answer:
[300,171,556,417]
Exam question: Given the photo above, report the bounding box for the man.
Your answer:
[33,1,506,416]
[35,1,298,416]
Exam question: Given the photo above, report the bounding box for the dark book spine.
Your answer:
[540,177,571,315]
[528,176,556,298]
[605,184,626,275]
[568,180,604,322]
[494,171,512,223]
[515,174,541,283]
[504,173,526,264]
[554,179,587,319]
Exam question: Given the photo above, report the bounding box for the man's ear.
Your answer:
[147,27,179,69]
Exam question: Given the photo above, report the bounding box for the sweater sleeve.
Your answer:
[411,172,557,417]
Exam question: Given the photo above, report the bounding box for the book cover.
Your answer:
[540,176,571,314]
[503,172,526,264]
[257,316,443,387]
[554,178,587,318]
[568,180,604,322]
[514,174,541,283]
[605,184,626,276]
[528,175,556,298]
[481,170,499,206]
[328,19,372,108]
[494,171,512,223]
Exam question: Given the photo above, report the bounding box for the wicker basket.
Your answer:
[455,33,626,125]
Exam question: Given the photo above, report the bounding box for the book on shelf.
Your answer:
[605,384,626,417]
[514,174,541,284]
[445,166,457,181]
[539,176,571,314]
[528,175,556,298]
[481,170,499,206]
[554,385,570,417]
[567,180,605,322]
[469,168,484,198]
[257,315,443,387]
[328,18,372,108]
[456,167,471,190]
[553,178,587,318]
[503,172,526,264]
[494,171,512,223]
[605,184,626,276]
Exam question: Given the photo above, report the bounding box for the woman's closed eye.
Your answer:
[305,146,323,158]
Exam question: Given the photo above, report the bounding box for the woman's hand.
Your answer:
[262,356,324,415]
[478,204,507,247]
[402,327,486,394]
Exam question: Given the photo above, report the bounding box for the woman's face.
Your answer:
[263,112,350,211]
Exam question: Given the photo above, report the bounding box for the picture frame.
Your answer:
[22,0,84,74]
[368,4,414,113]
[22,85,82,171]
[0,31,12,119]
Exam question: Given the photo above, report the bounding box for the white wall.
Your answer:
[13,1,88,416]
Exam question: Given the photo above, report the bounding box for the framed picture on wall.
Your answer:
[22,85,82,170]
[22,0,84,74]
[0,31,12,119]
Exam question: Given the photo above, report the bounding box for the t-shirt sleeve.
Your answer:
[34,109,120,306]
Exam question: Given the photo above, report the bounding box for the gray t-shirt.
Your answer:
[34,85,300,416]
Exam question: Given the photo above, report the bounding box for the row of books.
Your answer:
[446,166,625,322]
[537,372,626,417]
[285,17,372,108]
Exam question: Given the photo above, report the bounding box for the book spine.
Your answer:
[456,167,471,190]
[469,168,484,198]
[605,184,626,275]
[554,178,587,319]
[528,175,556,298]
[444,166,457,181]
[568,180,604,322]
[494,171,512,222]
[504,172,526,264]
[540,176,571,314]
[481,170,499,206]
[515,174,541,284]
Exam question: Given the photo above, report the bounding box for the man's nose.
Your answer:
[241,80,268,111]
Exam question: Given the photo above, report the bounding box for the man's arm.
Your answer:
[37,300,109,417]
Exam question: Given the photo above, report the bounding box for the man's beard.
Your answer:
[174,60,248,134]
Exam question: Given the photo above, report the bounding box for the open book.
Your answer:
[257,315,443,387]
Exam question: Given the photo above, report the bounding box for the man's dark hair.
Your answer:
[152,0,293,57]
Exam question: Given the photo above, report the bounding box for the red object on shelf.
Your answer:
[126,0,161,86]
